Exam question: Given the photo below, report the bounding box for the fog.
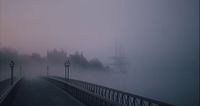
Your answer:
[0,0,199,106]
[0,50,199,106]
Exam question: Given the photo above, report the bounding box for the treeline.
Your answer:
[0,48,108,70]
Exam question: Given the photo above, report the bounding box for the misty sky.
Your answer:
[0,0,199,61]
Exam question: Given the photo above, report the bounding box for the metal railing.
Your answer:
[47,77,173,106]
[0,78,22,106]
[0,77,18,96]
[0,79,10,96]
[45,77,124,106]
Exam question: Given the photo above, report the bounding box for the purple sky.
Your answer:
[0,0,125,60]
[0,0,199,62]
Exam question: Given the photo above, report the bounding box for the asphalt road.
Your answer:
[10,77,85,106]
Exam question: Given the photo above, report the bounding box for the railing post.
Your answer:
[108,89,111,100]
[112,91,115,101]
[140,99,143,106]
[148,102,151,106]
[116,93,119,103]
[127,95,130,106]
[122,94,124,105]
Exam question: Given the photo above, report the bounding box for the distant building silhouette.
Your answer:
[47,49,67,64]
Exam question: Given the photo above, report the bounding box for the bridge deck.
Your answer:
[10,78,85,106]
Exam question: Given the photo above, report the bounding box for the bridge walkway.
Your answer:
[10,78,85,106]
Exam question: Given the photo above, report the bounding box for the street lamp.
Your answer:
[9,60,15,85]
[46,65,49,76]
[19,64,22,78]
[64,59,70,80]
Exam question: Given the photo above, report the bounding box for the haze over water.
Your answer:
[0,0,199,106]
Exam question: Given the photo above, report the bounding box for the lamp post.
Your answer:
[64,59,70,80]
[46,65,49,76]
[19,65,22,77]
[9,60,15,85]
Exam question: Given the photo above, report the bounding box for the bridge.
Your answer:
[0,76,173,106]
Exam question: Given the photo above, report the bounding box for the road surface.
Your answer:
[10,77,85,106]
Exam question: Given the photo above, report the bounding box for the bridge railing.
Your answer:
[46,77,124,106]
[0,78,22,106]
[49,77,173,106]
[0,79,11,96]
